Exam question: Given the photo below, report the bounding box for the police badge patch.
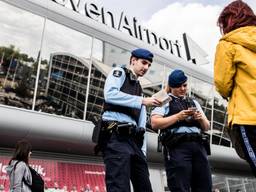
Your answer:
[113,70,122,77]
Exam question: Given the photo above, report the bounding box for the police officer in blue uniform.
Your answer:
[102,48,161,192]
[151,69,212,192]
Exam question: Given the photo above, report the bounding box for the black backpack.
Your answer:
[13,161,44,192]
[24,166,44,192]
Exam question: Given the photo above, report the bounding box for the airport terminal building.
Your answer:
[0,0,256,191]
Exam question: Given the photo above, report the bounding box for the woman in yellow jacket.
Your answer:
[214,0,256,176]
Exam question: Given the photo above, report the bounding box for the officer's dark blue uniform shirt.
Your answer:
[102,67,147,154]
[151,93,205,134]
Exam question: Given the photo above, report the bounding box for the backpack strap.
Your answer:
[22,166,32,189]
[23,177,31,188]
[13,161,20,170]
[10,161,22,190]
[13,161,31,189]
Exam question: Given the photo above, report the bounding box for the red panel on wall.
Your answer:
[0,156,105,192]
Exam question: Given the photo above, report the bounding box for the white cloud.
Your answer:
[144,2,222,71]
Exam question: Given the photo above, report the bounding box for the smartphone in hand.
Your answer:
[188,107,197,112]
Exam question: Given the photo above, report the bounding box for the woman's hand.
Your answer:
[176,109,194,121]
[193,110,203,121]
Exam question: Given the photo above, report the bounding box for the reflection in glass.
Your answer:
[43,53,89,119]
[212,174,256,191]
[189,77,213,121]
[213,91,230,147]
[86,60,107,121]
[143,61,165,86]
[92,39,103,62]
[101,43,130,68]
[143,61,164,132]
[86,41,130,122]
[0,1,44,109]
[189,77,215,145]
[143,84,162,132]
[163,66,173,87]
[36,19,93,119]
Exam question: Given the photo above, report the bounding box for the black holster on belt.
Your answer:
[92,117,111,155]
[157,134,163,152]
[115,123,145,149]
[159,131,211,156]
[159,131,178,148]
[133,128,145,149]
[201,133,211,155]
[163,133,186,149]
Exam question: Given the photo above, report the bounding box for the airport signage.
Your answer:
[51,0,182,58]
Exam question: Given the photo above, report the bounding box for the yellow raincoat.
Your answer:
[214,26,256,126]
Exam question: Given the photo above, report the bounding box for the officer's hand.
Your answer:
[193,110,203,121]
[176,109,194,121]
[142,97,162,107]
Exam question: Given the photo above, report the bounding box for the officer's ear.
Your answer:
[130,56,138,65]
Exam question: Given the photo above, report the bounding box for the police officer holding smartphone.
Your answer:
[151,69,212,192]
[102,48,161,192]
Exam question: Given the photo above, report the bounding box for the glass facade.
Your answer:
[87,40,131,122]
[36,19,93,119]
[0,1,44,110]
[45,54,90,119]
[0,0,255,191]
[212,174,256,192]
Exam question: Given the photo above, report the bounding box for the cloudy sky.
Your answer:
[93,0,256,71]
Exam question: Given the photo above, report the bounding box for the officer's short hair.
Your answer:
[130,48,154,64]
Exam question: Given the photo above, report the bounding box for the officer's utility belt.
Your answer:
[177,133,203,142]
[160,132,211,155]
[163,133,201,145]
[92,119,145,154]
[103,121,145,137]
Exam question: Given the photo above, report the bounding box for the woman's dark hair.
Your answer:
[217,0,256,34]
[9,139,32,165]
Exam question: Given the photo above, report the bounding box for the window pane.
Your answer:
[189,77,213,122]
[36,19,93,120]
[143,84,162,132]
[213,90,230,147]
[143,60,165,86]
[0,1,44,110]
[86,41,129,121]
[189,77,214,144]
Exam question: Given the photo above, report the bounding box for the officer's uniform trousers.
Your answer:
[103,132,152,192]
[163,137,212,192]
